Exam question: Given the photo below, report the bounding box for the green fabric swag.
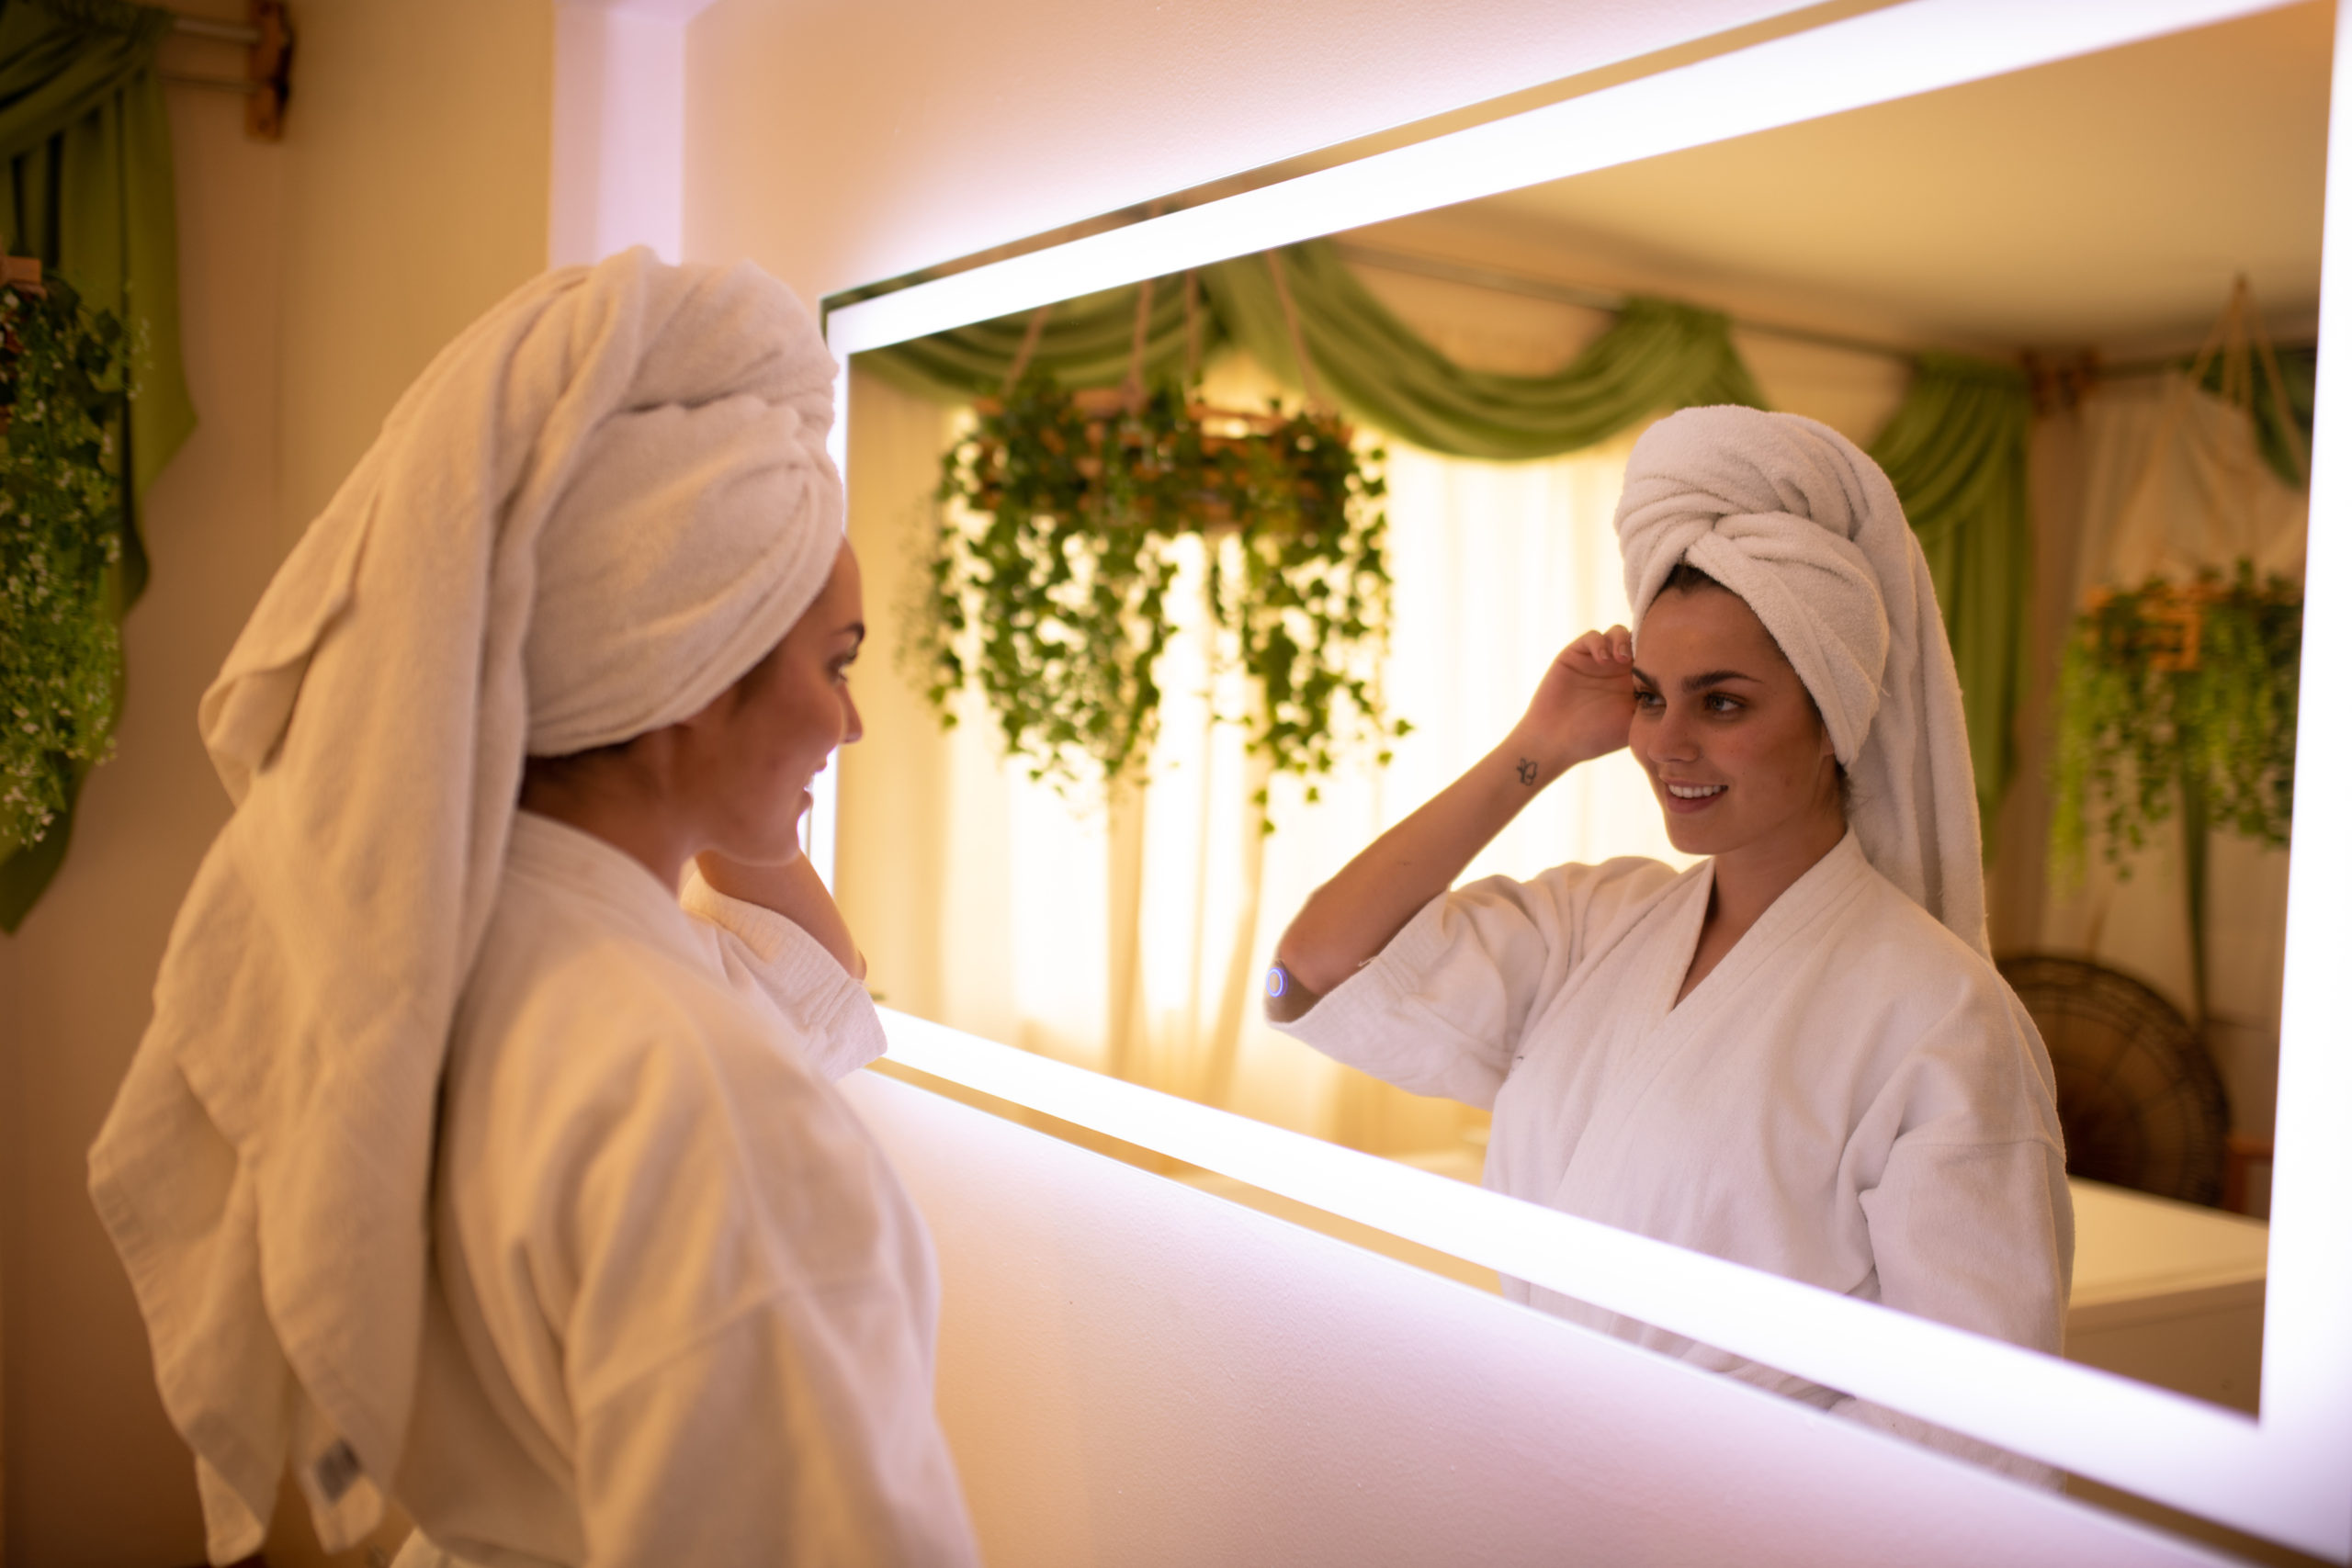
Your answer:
[864,243,2030,838]
[1196,245,1763,459]
[0,0,194,930]
[1869,352,2034,844]
[860,239,1762,457]
[857,271,1227,403]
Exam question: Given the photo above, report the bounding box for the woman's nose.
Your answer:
[1648,705,1699,762]
[840,686,865,747]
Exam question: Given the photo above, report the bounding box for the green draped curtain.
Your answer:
[860,242,2030,843]
[0,0,194,928]
[860,239,1763,456]
[1867,353,2035,840]
[1196,245,1764,457]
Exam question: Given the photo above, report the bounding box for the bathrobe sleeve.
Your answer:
[1274,857,1680,1109]
[545,991,976,1567]
[1835,975,2075,1484]
[681,866,888,1080]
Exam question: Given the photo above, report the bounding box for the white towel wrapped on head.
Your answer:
[1613,405,1987,955]
[87,249,842,1562]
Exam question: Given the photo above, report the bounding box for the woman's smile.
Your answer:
[1663,781,1727,810]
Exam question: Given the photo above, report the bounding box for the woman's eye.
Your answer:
[1632,690,1662,710]
[1705,693,1741,714]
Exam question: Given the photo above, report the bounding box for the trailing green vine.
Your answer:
[1,276,128,855]
[917,368,1405,814]
[2050,562,2300,877]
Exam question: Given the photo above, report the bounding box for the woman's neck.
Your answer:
[519,762,696,891]
[1676,804,1846,1007]
[1709,804,1848,938]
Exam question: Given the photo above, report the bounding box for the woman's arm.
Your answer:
[1269,626,1637,1019]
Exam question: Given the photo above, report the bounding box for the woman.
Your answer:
[1267,406,2069,1477]
[88,253,977,1564]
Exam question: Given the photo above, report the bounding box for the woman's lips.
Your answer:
[1660,780,1726,815]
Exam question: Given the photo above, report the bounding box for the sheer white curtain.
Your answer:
[838,362,1690,1156]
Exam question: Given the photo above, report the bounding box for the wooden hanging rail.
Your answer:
[159,1,292,141]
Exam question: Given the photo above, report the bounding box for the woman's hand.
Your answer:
[1510,626,1636,776]
[1268,626,1638,1003]
[696,793,865,980]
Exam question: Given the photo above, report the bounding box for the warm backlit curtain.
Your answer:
[0,0,195,926]
[1869,353,2035,840]
[837,359,1690,1155]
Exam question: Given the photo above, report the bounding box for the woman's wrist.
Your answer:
[1495,729,1583,791]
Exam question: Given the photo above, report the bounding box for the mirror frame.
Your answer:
[820,0,2352,1552]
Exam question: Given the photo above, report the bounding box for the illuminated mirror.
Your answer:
[822,1,2352,1555]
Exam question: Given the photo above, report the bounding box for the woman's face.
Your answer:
[1629,584,1839,860]
[679,540,865,863]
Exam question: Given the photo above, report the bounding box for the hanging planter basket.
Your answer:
[0,263,129,858]
[2051,566,2301,874]
[913,267,1406,813]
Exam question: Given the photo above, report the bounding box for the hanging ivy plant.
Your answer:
[916,367,1405,813]
[0,275,128,855]
[2049,562,2300,877]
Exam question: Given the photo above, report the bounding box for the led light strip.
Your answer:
[826,0,2292,359]
[881,1011,2286,1532]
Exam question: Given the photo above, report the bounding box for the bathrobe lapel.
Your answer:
[1551,837,1872,1206]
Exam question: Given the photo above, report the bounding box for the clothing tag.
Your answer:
[313,1439,363,1506]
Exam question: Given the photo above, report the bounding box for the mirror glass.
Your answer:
[832,0,2327,1438]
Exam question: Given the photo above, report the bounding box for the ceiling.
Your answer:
[1381,2,2333,356]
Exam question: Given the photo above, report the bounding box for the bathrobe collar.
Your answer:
[507,810,714,976]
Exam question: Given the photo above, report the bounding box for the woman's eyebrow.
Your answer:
[1678,668,1759,693]
[1631,665,1760,693]
[839,621,867,647]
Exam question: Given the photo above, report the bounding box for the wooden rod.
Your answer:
[170,15,261,44]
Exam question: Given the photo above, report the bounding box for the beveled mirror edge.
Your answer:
[822,0,2352,1554]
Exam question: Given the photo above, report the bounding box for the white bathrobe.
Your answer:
[388,812,977,1567]
[1275,832,2071,1473]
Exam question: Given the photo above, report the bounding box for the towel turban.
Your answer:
[89,250,842,1561]
[1614,405,1987,955]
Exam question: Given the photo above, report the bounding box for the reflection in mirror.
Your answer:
[834,0,2323,1456]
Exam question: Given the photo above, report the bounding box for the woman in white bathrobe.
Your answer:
[88,253,978,1565]
[1267,407,2069,1478]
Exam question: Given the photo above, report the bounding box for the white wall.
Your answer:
[0,4,554,1562]
[849,1070,2222,1567]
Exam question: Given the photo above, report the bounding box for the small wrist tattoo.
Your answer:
[1516,756,1540,786]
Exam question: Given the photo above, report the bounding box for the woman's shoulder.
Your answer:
[1829,861,2058,1140]
[1485,852,1691,915]
[458,874,832,1127]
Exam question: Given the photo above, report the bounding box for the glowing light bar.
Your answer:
[881,1011,2295,1538]
[827,0,2291,360]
